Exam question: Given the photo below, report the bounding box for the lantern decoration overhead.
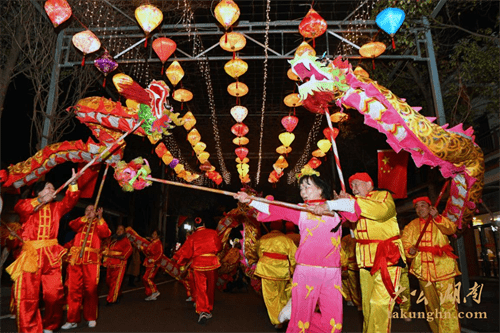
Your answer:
[284,93,303,108]
[276,145,292,155]
[307,157,322,169]
[72,30,101,67]
[193,142,207,155]
[182,111,196,131]
[44,0,72,28]
[354,66,370,78]
[197,152,210,164]
[231,123,249,137]
[236,157,249,164]
[220,32,246,52]
[279,132,295,148]
[295,41,316,57]
[94,51,118,87]
[135,4,163,46]
[323,127,339,141]
[359,41,386,69]
[317,139,332,154]
[298,8,327,47]
[166,61,184,87]
[187,128,201,146]
[281,115,299,133]
[224,58,248,79]
[312,149,326,158]
[227,82,248,97]
[233,137,249,145]
[235,147,249,160]
[376,7,405,49]
[172,88,193,109]
[287,68,300,81]
[200,162,215,172]
[214,0,240,31]
[274,155,289,170]
[230,106,248,123]
[152,37,176,74]
[237,163,249,177]
[330,112,349,123]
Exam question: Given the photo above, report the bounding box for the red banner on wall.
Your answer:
[377,150,409,199]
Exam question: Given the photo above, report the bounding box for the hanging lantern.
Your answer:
[182,111,196,131]
[197,152,210,164]
[281,115,299,133]
[166,61,184,87]
[162,151,174,165]
[224,58,248,79]
[312,149,326,158]
[112,73,133,94]
[193,142,207,155]
[317,139,332,153]
[173,88,193,103]
[294,41,316,57]
[135,4,163,46]
[235,157,249,164]
[330,112,349,123]
[169,158,179,169]
[240,174,251,184]
[354,66,370,78]
[174,163,185,174]
[274,155,289,169]
[231,123,249,137]
[220,32,246,52]
[323,127,339,141]
[44,0,72,28]
[152,37,176,74]
[276,145,292,155]
[307,157,322,169]
[376,8,405,49]
[72,30,101,67]
[299,8,327,47]
[279,132,295,147]
[214,0,240,30]
[200,162,215,172]
[233,136,249,145]
[187,128,201,145]
[269,170,281,183]
[235,147,249,160]
[237,163,249,177]
[94,51,118,87]
[287,68,300,81]
[230,105,248,123]
[359,42,386,69]
[284,93,303,108]
[227,82,248,97]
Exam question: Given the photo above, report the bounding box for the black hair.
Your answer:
[33,181,50,197]
[298,175,332,200]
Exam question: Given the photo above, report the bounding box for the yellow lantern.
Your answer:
[354,66,369,78]
[185,173,200,182]
[275,155,288,169]
[312,149,326,158]
[227,82,248,97]
[230,105,248,123]
[166,61,184,87]
[135,4,163,35]
[214,0,240,30]
[224,58,248,79]
[220,32,246,52]
[187,128,201,145]
[112,73,133,94]
[330,112,349,123]
[182,111,196,131]
[198,151,210,164]
[317,139,332,153]
[276,145,292,155]
[233,136,249,145]
[359,41,386,69]
[162,151,174,165]
[295,41,316,57]
[173,88,193,102]
[193,141,206,155]
[287,68,300,81]
[279,132,295,147]
[174,163,185,174]
[237,163,249,177]
[284,93,303,107]
[235,157,249,164]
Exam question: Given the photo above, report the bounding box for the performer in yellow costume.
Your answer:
[254,221,297,328]
[402,196,461,333]
[340,232,362,311]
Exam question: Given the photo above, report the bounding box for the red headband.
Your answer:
[413,196,431,206]
[195,217,202,224]
[348,172,373,189]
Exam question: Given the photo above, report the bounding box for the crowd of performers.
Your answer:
[0,169,462,333]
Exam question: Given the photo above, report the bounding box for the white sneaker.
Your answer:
[43,330,53,333]
[198,312,212,324]
[278,298,292,323]
[346,301,354,306]
[145,291,160,301]
[186,296,193,302]
[88,320,97,328]
[61,322,77,330]
[9,314,16,319]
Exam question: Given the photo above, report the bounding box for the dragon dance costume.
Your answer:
[340,233,362,310]
[142,238,163,297]
[65,215,111,323]
[103,234,132,303]
[7,185,80,333]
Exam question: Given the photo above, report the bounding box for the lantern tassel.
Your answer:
[392,37,396,50]
[102,77,106,88]
[161,65,164,75]
[181,102,184,110]
[233,52,235,60]
[313,38,316,49]
[81,55,85,67]
[144,37,148,48]
[372,59,375,70]
[225,32,228,43]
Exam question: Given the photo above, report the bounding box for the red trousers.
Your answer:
[14,264,64,333]
[106,265,126,303]
[193,269,217,314]
[66,263,100,322]
[142,265,160,296]
[181,269,196,299]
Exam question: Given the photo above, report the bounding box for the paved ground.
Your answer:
[1,271,498,332]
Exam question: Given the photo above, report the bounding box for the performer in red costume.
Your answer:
[140,229,163,301]
[61,205,111,330]
[7,178,80,333]
[175,217,222,324]
[103,225,132,305]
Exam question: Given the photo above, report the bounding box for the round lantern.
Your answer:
[287,68,300,81]
[330,112,349,123]
[166,61,184,87]
[182,111,196,131]
[312,149,326,158]
[235,147,249,160]
[135,4,163,35]
[193,142,207,155]
[152,37,176,74]
[72,30,101,66]
[281,115,299,133]
[284,93,303,107]
[276,145,292,155]
[231,123,249,137]
[224,58,248,79]
[187,128,201,145]
[44,0,72,28]
[317,139,332,153]
[353,66,369,78]
[233,137,249,145]
[235,157,249,164]
[197,152,210,164]
[295,41,316,57]
[94,51,118,87]
[220,32,246,52]
[359,42,386,69]
[214,0,240,30]
[279,132,295,147]
[230,105,248,123]
[376,8,405,49]
[173,89,193,102]
[299,8,327,47]
[227,82,248,97]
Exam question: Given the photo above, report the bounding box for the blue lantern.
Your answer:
[376,7,405,49]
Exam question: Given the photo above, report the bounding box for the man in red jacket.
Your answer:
[61,205,111,329]
[140,230,163,301]
[175,217,222,324]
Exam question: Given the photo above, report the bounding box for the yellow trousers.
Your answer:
[342,270,361,308]
[399,267,411,315]
[360,266,401,333]
[419,278,460,333]
[261,278,292,325]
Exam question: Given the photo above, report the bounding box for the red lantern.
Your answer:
[281,115,299,133]
[299,8,327,47]
[152,37,176,74]
[323,127,339,141]
[235,147,249,160]
[231,123,249,137]
[44,0,72,28]
[307,157,322,169]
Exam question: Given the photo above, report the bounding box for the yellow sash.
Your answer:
[6,239,58,281]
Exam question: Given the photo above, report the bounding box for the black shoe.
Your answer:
[116,295,122,304]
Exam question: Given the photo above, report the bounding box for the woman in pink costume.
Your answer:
[235,174,358,333]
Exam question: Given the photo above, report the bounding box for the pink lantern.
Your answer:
[230,106,248,123]
[281,115,299,132]
[323,127,339,141]
[44,0,72,28]
[235,147,249,160]
[72,30,101,67]
[152,38,176,74]
[94,51,118,87]
[231,123,249,137]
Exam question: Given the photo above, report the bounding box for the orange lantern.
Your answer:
[198,152,210,164]
[135,4,163,46]
[231,123,249,137]
[307,157,322,169]
[276,145,292,155]
[173,88,193,109]
[230,105,248,123]
[312,149,326,158]
[166,61,184,87]
[294,41,316,57]
[275,155,289,169]
[220,32,246,52]
[235,147,249,160]
[200,162,215,172]
[235,157,249,164]
[72,30,101,67]
[187,128,201,145]
[233,137,249,145]
[284,93,303,108]
[359,42,386,69]
[162,151,174,165]
[281,115,299,133]
[354,66,369,78]
[299,8,327,47]
[152,37,176,74]
[317,139,332,153]
[193,142,207,155]
[330,112,349,123]
[279,132,295,147]
[227,82,248,97]
[44,0,72,28]
[182,111,196,131]
[287,68,300,81]
[240,174,251,184]
[224,58,248,79]
[174,163,185,174]
[214,0,240,30]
